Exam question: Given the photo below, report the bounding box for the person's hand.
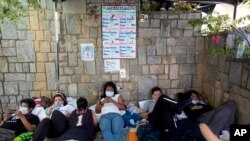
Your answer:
[140,112,149,118]
[107,97,116,103]
[191,105,203,110]
[102,97,110,104]
[15,109,25,119]
[3,109,15,121]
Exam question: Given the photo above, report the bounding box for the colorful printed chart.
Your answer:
[102,6,136,58]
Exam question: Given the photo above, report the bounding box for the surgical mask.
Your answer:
[54,103,63,110]
[106,91,114,97]
[19,107,29,115]
[192,100,199,105]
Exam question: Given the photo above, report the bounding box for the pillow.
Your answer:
[32,107,47,121]
[138,100,151,109]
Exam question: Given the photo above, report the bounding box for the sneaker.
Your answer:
[160,7,166,11]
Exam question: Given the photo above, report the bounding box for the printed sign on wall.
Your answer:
[102,5,136,58]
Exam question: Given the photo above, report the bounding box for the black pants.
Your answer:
[32,110,69,141]
[148,95,191,141]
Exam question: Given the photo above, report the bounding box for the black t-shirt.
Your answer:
[1,114,40,135]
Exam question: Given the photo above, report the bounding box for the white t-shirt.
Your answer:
[49,104,75,116]
[100,94,121,115]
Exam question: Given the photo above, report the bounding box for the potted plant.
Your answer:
[139,0,159,22]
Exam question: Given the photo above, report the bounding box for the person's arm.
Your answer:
[16,110,36,132]
[199,123,220,141]
[95,99,103,114]
[109,95,126,110]
[0,109,14,126]
[91,111,98,128]
[140,101,150,118]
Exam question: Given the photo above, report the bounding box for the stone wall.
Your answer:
[202,35,250,124]
[0,0,204,117]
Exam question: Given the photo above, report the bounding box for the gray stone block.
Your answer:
[187,13,201,19]
[171,29,183,37]
[166,38,176,46]
[0,23,17,39]
[85,61,96,74]
[175,54,187,64]
[147,46,156,56]
[46,63,57,90]
[17,41,35,62]
[156,38,165,55]
[147,56,161,64]
[17,17,30,30]
[179,64,197,75]
[138,46,146,64]
[90,75,101,82]
[17,31,33,40]
[138,75,157,100]
[27,74,35,82]
[150,19,160,28]
[68,84,77,97]
[177,20,193,29]
[129,65,141,75]
[78,83,89,97]
[171,47,186,55]
[229,62,243,85]
[63,0,86,14]
[150,65,164,74]
[19,82,33,91]
[182,37,195,46]
[3,48,16,56]
[4,82,18,95]
[29,63,36,72]
[187,48,195,63]
[180,75,192,88]
[23,63,30,72]
[139,28,160,37]
[161,19,170,37]
[68,53,78,66]
[66,14,81,34]
[5,73,26,81]
[0,82,3,95]
[9,63,16,72]
[169,65,179,79]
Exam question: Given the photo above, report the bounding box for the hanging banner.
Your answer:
[102,5,136,58]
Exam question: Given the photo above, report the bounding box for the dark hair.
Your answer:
[101,81,118,99]
[77,97,88,110]
[20,98,36,109]
[185,90,199,97]
[151,87,162,95]
[53,91,67,105]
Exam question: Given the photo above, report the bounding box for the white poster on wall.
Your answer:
[104,59,120,72]
[81,43,95,61]
[102,5,136,58]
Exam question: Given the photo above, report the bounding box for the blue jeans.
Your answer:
[99,113,124,141]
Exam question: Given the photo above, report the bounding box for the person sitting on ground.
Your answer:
[59,97,98,141]
[0,99,39,140]
[32,92,75,141]
[95,81,126,141]
[147,91,192,140]
[199,100,237,141]
[140,87,162,118]
[181,90,212,122]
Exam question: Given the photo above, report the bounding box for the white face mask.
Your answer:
[19,107,29,115]
[54,103,63,110]
[106,91,114,97]
[192,100,199,105]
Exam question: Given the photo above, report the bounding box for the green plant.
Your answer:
[210,47,235,57]
[173,1,197,11]
[235,36,244,45]
[0,0,41,23]
[141,1,160,12]
[243,48,250,57]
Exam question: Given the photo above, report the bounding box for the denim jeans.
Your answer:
[99,113,124,141]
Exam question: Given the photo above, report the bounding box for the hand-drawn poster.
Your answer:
[104,59,120,72]
[102,6,136,58]
[81,43,95,61]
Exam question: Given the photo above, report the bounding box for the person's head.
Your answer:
[19,98,36,115]
[52,91,67,106]
[77,97,88,110]
[185,90,200,104]
[102,81,118,98]
[151,87,162,101]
